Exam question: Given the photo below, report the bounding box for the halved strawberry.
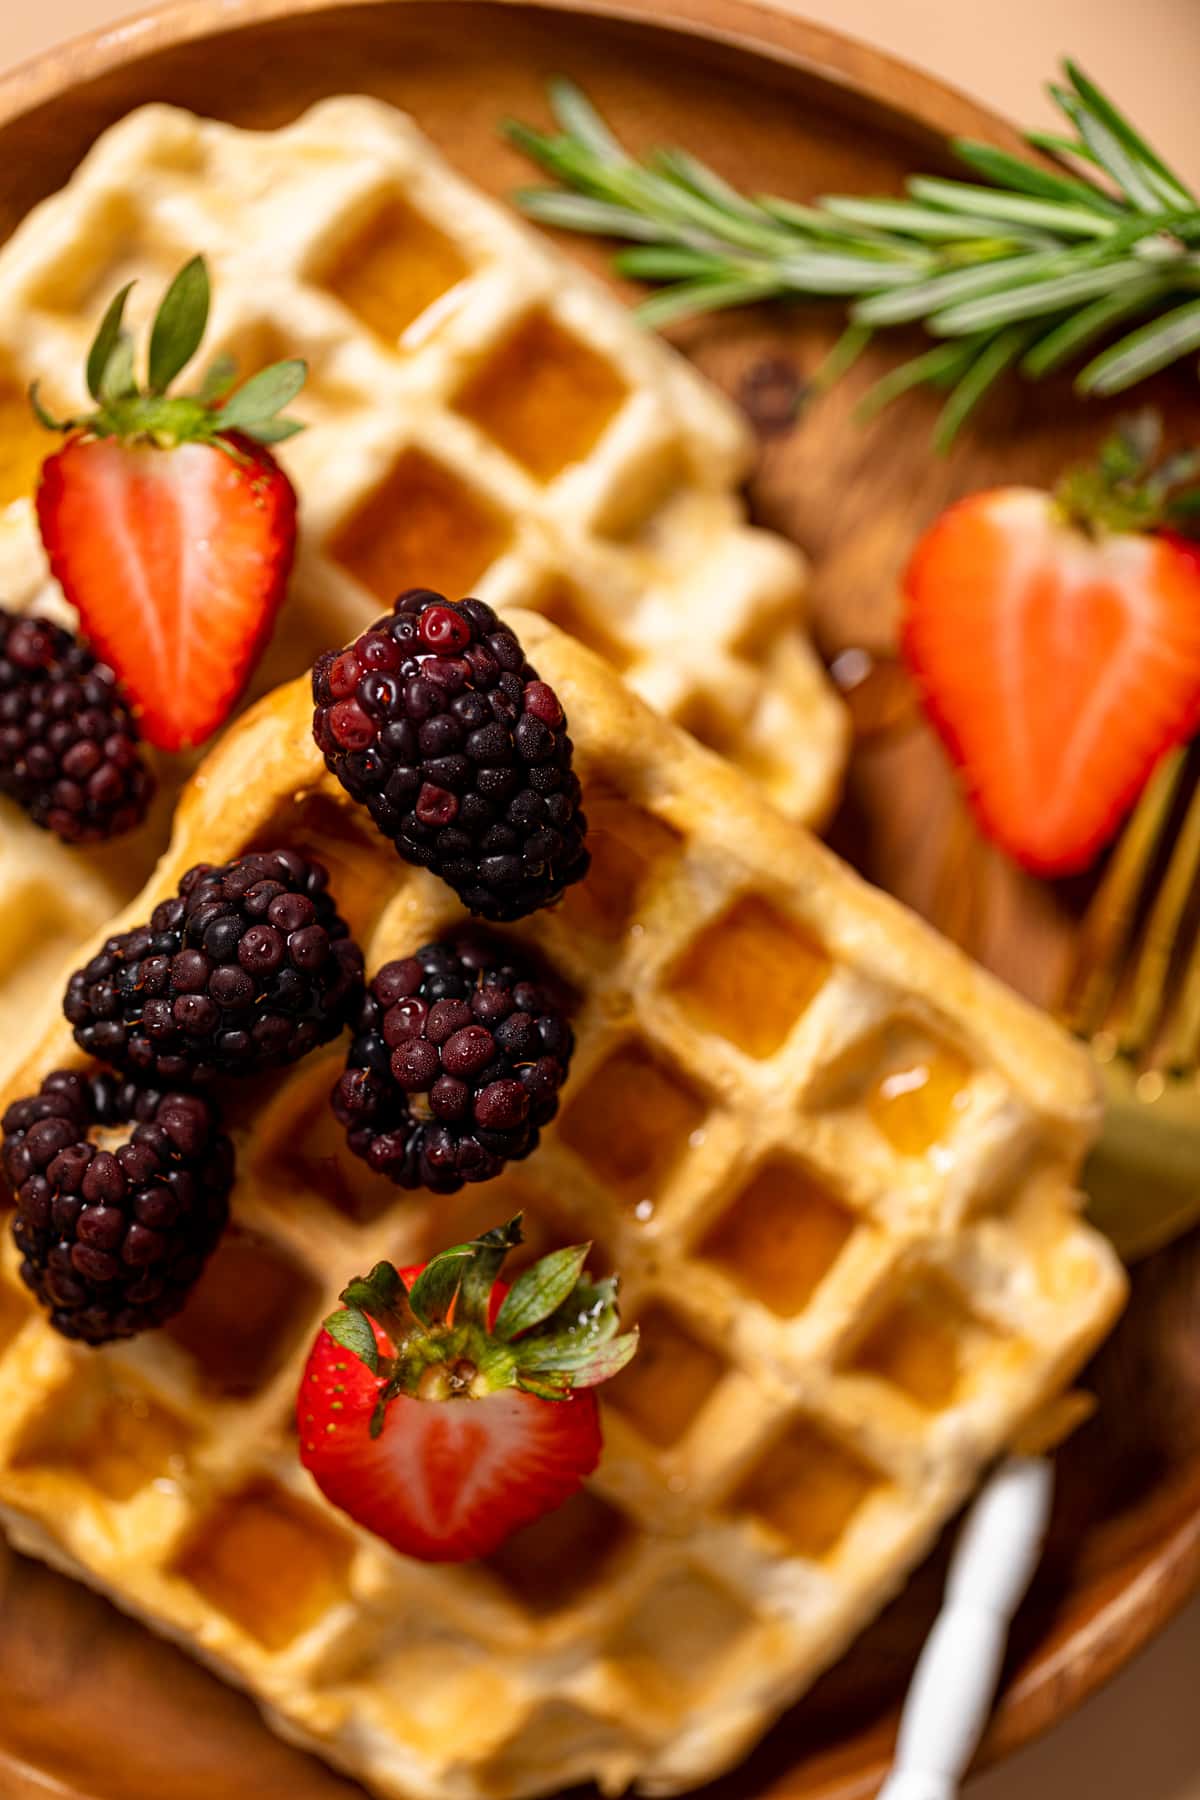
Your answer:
[901,415,1200,876]
[34,257,304,752]
[298,1219,637,1563]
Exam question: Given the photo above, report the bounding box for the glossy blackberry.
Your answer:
[0,606,153,843]
[312,590,589,922]
[64,849,364,1085]
[1,1069,233,1345]
[332,936,574,1194]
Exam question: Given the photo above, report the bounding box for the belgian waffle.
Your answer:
[0,784,175,1094]
[0,614,1123,1800]
[0,95,848,1091]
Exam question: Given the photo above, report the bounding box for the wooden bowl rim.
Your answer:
[0,1,1196,1792]
[0,0,1034,148]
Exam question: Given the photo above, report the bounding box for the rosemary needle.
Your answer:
[506,59,1200,446]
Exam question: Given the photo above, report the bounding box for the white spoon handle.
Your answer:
[876,1456,1054,1800]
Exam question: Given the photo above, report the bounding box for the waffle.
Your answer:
[0,614,1123,1800]
[0,96,848,1092]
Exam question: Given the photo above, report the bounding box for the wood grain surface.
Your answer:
[0,4,1197,1798]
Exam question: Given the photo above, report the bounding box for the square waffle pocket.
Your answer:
[0,614,1123,1800]
[0,95,847,1092]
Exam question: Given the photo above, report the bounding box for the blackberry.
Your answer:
[64,848,364,1085]
[332,936,574,1194]
[1,1069,233,1344]
[0,606,153,843]
[312,590,589,922]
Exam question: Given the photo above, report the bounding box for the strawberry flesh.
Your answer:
[902,488,1200,875]
[300,1315,602,1562]
[37,431,296,752]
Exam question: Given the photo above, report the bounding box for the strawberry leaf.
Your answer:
[28,381,79,432]
[516,1369,576,1400]
[148,256,210,395]
[198,352,240,404]
[565,1329,640,1387]
[324,1305,379,1374]
[1152,449,1200,491]
[540,1274,622,1349]
[516,1326,635,1375]
[86,280,136,403]
[407,1244,473,1327]
[508,1271,634,1388]
[1168,487,1200,521]
[240,417,306,445]
[98,332,138,408]
[340,1261,408,1331]
[216,359,307,433]
[369,1363,413,1434]
[494,1244,590,1341]
[1100,407,1160,480]
[457,1216,524,1328]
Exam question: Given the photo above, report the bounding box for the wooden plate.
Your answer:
[0,3,1198,1796]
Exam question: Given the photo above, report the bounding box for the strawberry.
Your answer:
[33,257,304,752]
[298,1217,637,1563]
[901,414,1200,877]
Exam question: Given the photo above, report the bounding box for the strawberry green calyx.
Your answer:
[1054,409,1200,538]
[30,255,307,453]
[323,1216,639,1435]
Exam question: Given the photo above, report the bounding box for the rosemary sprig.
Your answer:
[505,61,1200,447]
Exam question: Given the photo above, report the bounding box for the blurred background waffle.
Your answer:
[0,614,1123,1800]
[0,95,848,1094]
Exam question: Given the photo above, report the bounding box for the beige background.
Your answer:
[2,1,1199,1797]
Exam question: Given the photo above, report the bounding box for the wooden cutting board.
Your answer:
[0,2,1197,1796]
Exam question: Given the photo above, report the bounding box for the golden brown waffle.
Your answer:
[0,785,177,1094]
[0,96,848,1092]
[0,614,1123,1800]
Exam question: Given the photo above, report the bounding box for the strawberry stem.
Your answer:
[1055,408,1200,535]
[29,255,308,453]
[326,1215,639,1424]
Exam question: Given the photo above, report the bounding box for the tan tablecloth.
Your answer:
[1,4,1199,1798]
